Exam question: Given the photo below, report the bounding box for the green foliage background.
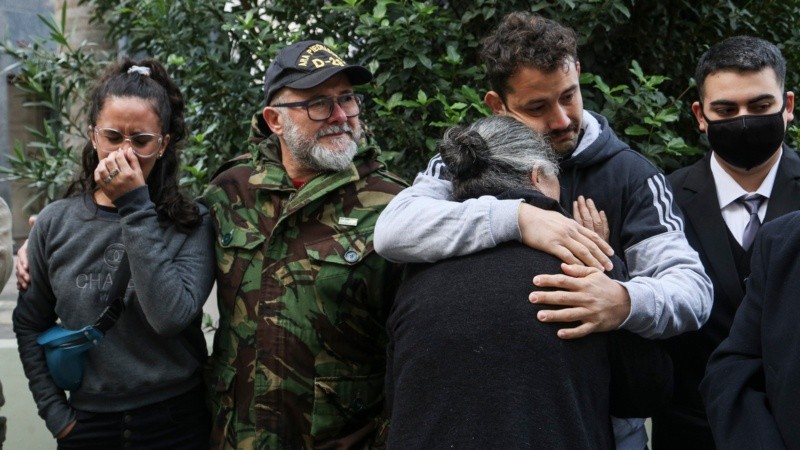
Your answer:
[3,0,799,202]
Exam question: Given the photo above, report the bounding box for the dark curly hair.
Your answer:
[65,58,201,233]
[480,11,578,102]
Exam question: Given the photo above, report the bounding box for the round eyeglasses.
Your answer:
[92,127,163,158]
[271,93,364,121]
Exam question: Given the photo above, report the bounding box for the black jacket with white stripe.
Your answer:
[560,111,680,256]
[556,111,711,338]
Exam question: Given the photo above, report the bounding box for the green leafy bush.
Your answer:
[582,61,704,172]
[1,7,109,204]
[3,0,799,201]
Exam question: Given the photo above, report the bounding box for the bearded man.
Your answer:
[202,40,406,449]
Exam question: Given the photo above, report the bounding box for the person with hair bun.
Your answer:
[13,58,215,449]
[440,115,561,202]
[375,12,711,447]
[385,115,671,449]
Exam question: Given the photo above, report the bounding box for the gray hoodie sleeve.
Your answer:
[619,231,713,338]
[611,172,713,338]
[115,186,215,337]
[374,172,523,263]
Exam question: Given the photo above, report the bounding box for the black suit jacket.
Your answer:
[700,210,800,449]
[654,147,800,449]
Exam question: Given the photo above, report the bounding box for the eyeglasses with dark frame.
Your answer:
[272,93,364,121]
[92,127,163,158]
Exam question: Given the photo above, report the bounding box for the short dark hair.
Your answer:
[480,11,578,102]
[695,36,786,99]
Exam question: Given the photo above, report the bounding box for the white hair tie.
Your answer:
[127,65,151,76]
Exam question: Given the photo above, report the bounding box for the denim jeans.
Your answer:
[57,384,209,450]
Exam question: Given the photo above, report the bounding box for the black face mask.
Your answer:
[702,100,787,170]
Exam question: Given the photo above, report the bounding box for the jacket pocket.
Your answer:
[311,373,384,442]
[305,228,375,281]
[207,362,237,448]
[217,223,265,251]
[215,224,265,311]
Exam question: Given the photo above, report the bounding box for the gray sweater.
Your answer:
[13,187,215,436]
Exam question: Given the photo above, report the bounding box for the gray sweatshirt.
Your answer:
[13,187,215,436]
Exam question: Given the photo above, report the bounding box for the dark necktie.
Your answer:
[737,193,765,250]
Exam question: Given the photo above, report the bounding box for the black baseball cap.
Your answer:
[263,40,373,105]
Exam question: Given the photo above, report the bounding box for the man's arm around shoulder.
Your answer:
[374,171,521,263]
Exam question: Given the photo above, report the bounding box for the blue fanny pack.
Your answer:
[37,256,131,391]
[37,326,104,391]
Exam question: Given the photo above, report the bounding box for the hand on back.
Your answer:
[520,202,629,339]
[518,203,614,271]
[530,263,631,339]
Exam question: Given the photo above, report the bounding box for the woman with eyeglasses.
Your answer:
[13,58,214,449]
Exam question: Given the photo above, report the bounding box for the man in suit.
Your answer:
[700,210,800,449]
[655,35,799,449]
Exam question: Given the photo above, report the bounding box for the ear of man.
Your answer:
[484,91,506,116]
[691,101,707,132]
[784,90,795,122]
[263,106,285,136]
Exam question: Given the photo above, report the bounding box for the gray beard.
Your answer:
[282,117,359,173]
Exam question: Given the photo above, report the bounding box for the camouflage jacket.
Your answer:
[202,119,406,450]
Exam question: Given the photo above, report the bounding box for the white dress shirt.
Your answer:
[710,149,782,247]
